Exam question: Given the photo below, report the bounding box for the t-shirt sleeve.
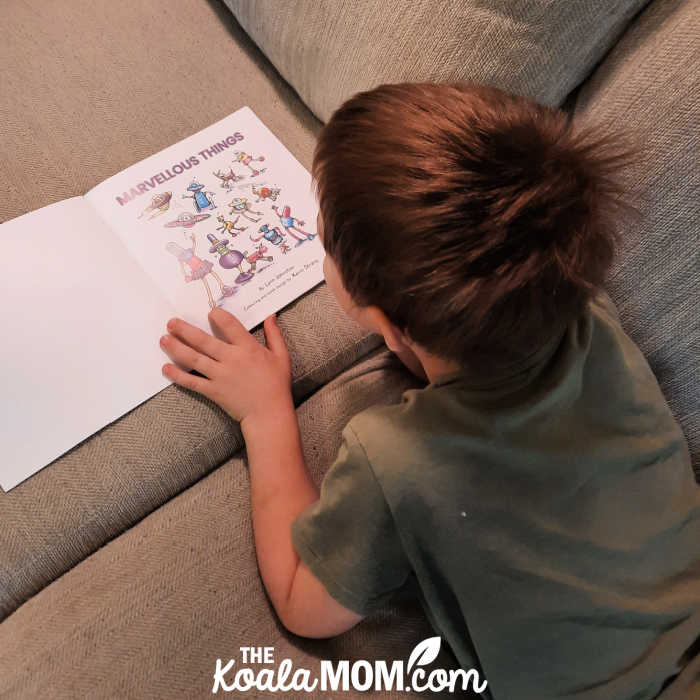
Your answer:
[291,421,412,617]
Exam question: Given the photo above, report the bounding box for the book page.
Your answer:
[0,198,175,491]
[86,107,325,333]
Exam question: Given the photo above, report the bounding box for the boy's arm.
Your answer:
[242,408,365,638]
[160,309,364,638]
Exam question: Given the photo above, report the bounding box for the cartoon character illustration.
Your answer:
[243,242,273,271]
[279,240,292,254]
[138,191,172,220]
[250,223,285,246]
[216,214,246,237]
[206,233,255,285]
[166,233,236,310]
[228,197,262,223]
[250,184,280,203]
[233,151,266,177]
[271,204,315,246]
[213,169,243,191]
[182,180,216,213]
[164,212,210,228]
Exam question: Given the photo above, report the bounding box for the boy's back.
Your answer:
[163,80,699,699]
[292,292,700,698]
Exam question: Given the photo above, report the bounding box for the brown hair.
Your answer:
[312,82,639,376]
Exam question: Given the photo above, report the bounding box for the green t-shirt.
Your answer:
[291,293,700,699]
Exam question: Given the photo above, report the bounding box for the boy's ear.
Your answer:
[363,306,410,353]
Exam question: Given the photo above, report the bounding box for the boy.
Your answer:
[159,83,699,698]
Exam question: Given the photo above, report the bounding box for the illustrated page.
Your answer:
[0,198,175,491]
[86,107,325,333]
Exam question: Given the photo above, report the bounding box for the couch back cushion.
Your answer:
[224,0,649,121]
[573,0,699,472]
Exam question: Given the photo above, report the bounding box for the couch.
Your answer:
[1,1,697,697]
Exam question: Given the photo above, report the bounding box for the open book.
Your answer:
[0,107,325,491]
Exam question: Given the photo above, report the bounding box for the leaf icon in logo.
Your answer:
[407,637,441,673]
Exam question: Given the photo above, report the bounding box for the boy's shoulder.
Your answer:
[346,290,690,486]
[345,383,441,455]
[343,373,485,491]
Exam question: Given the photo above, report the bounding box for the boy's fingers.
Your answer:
[208,307,251,345]
[166,318,225,360]
[160,335,219,378]
[263,315,290,362]
[162,362,213,398]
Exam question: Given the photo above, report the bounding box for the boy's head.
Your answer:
[312,82,637,377]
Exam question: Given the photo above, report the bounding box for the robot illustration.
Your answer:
[206,233,255,285]
[250,184,280,203]
[216,214,246,237]
[233,151,266,177]
[166,233,236,310]
[213,168,243,191]
[138,191,172,220]
[182,180,216,213]
[228,197,262,223]
[250,223,285,247]
[164,212,210,228]
[243,242,273,271]
[271,204,315,246]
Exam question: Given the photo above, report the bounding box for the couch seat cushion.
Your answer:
[0,350,471,699]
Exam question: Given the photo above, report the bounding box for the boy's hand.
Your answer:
[160,309,292,427]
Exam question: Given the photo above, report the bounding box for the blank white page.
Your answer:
[0,198,175,491]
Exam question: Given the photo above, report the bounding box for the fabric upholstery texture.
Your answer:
[573,0,699,471]
[0,0,321,223]
[0,0,381,622]
[223,0,650,122]
[0,350,474,699]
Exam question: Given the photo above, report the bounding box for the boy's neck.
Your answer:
[410,343,462,384]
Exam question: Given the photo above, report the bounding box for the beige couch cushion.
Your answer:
[0,350,471,699]
[0,0,381,620]
[573,0,700,471]
[224,0,650,122]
